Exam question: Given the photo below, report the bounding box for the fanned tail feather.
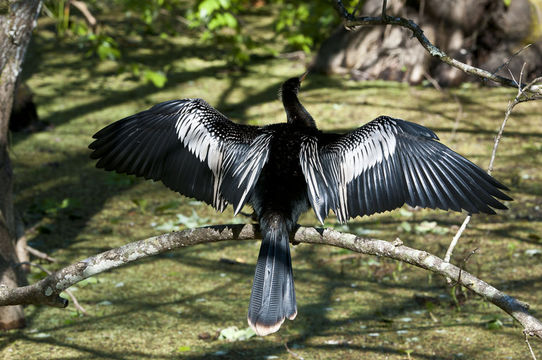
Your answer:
[247,213,297,336]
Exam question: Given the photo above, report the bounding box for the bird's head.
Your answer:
[280,72,308,98]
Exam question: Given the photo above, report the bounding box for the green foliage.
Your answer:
[41,0,339,77]
[275,1,338,53]
[41,0,175,87]
[187,0,339,65]
[42,0,71,37]
[187,0,252,66]
[82,34,121,61]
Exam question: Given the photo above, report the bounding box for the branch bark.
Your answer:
[334,0,542,95]
[1,224,541,339]
[0,0,42,330]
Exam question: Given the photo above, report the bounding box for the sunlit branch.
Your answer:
[1,224,541,339]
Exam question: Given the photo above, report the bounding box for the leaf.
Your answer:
[198,0,221,18]
[399,221,412,233]
[486,318,503,330]
[399,209,413,217]
[177,345,191,352]
[415,221,437,234]
[222,12,237,28]
[218,326,256,341]
[414,221,449,235]
[97,40,121,61]
[174,210,209,228]
[143,69,167,88]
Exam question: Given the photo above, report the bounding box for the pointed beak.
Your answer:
[299,71,309,83]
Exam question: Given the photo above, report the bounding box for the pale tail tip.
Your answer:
[247,316,285,337]
[287,310,297,320]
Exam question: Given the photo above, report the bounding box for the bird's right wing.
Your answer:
[300,116,511,224]
[89,99,271,214]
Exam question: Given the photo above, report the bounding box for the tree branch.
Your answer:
[0,224,541,339]
[335,0,542,95]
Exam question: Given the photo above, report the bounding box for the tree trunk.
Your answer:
[313,0,542,85]
[0,0,42,330]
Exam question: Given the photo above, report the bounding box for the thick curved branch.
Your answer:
[335,0,542,95]
[0,224,540,339]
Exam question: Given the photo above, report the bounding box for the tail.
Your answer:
[247,213,297,336]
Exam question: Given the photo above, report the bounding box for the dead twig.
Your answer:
[285,342,305,360]
[525,332,538,360]
[69,0,97,33]
[26,246,57,263]
[489,44,532,83]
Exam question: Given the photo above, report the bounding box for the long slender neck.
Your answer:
[282,90,316,128]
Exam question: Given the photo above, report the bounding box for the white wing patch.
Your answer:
[173,100,269,212]
[230,133,272,214]
[301,118,399,223]
[333,121,398,222]
[300,136,330,224]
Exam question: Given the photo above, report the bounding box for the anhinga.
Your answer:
[89,73,511,336]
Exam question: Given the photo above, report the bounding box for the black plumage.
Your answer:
[89,73,511,336]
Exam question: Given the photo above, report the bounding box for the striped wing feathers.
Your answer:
[89,99,270,213]
[301,116,511,223]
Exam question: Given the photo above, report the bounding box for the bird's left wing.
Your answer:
[89,99,271,214]
[300,116,511,224]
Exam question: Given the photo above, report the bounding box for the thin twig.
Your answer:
[456,248,478,288]
[422,70,442,91]
[26,245,57,263]
[525,332,538,360]
[69,0,97,32]
[285,342,305,360]
[444,215,470,264]
[490,44,532,82]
